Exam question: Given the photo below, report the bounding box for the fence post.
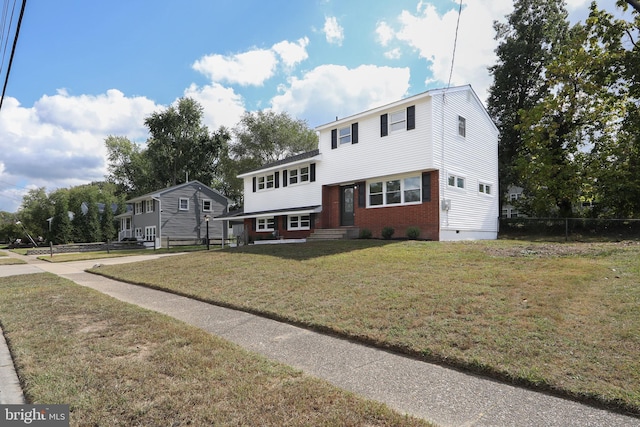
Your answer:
[50,241,53,258]
[107,239,110,254]
[565,218,569,242]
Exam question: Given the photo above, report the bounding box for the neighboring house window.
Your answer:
[145,199,154,213]
[256,217,275,231]
[134,228,143,238]
[389,109,406,132]
[458,116,466,137]
[179,198,189,211]
[288,215,310,230]
[339,126,351,144]
[479,182,492,195]
[144,226,156,241]
[510,193,520,201]
[368,175,423,207]
[202,199,212,212]
[134,202,142,215]
[448,174,466,189]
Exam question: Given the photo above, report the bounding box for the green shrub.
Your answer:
[359,228,372,239]
[406,227,420,239]
[381,227,395,240]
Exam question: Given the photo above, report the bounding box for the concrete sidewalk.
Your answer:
[1,252,639,426]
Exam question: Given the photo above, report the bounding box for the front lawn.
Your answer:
[91,239,640,414]
[0,273,429,426]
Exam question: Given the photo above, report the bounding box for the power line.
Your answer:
[447,0,463,89]
[0,0,26,112]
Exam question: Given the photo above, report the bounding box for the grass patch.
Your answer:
[38,246,211,262]
[0,251,26,265]
[0,273,430,426]
[91,239,640,414]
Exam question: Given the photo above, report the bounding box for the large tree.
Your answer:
[145,97,226,189]
[17,187,52,240]
[487,0,570,206]
[105,135,154,196]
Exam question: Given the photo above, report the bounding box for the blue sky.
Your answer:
[0,0,628,212]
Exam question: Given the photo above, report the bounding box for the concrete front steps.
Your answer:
[307,227,360,241]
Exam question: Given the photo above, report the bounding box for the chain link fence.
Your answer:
[499,218,640,241]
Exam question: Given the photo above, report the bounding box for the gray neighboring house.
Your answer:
[116,180,231,247]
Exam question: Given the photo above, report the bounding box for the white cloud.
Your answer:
[272,37,310,68]
[0,91,160,212]
[384,48,402,60]
[192,49,278,86]
[323,16,345,46]
[270,64,410,126]
[384,0,513,102]
[376,21,395,47]
[183,83,246,130]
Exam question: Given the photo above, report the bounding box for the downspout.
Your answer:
[153,197,162,248]
[441,92,449,228]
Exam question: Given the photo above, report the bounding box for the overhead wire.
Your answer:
[0,0,26,112]
[447,0,463,89]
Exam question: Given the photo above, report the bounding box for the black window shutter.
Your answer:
[331,129,338,149]
[275,171,280,188]
[380,114,388,137]
[310,163,316,182]
[422,172,431,202]
[283,170,288,187]
[407,105,415,130]
[252,218,256,231]
[352,123,359,144]
[357,181,366,208]
[252,177,256,192]
[273,217,279,230]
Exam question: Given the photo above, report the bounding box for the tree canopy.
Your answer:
[490,0,640,217]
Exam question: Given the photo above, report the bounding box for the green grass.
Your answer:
[91,239,640,414]
[0,250,26,265]
[38,246,211,262]
[0,273,430,427]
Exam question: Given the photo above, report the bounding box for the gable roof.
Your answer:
[125,180,231,204]
[315,84,497,134]
[238,149,321,178]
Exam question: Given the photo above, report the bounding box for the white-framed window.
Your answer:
[448,174,466,189]
[122,217,131,230]
[257,173,275,191]
[478,182,492,195]
[144,226,156,241]
[458,116,466,137]
[256,217,275,231]
[339,126,351,144]
[134,228,143,238]
[179,198,189,211]
[288,215,311,230]
[288,165,310,185]
[368,174,422,207]
[510,193,520,201]
[202,199,212,212]
[134,202,142,215]
[145,199,154,213]
[389,109,406,132]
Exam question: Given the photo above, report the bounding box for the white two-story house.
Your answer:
[217,85,499,241]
